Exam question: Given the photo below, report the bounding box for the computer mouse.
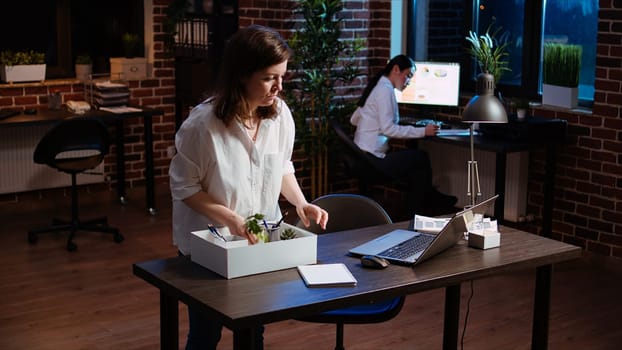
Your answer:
[360,255,390,269]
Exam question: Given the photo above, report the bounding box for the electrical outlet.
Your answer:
[167,145,176,158]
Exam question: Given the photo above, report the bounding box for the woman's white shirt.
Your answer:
[350,75,424,158]
[169,98,295,254]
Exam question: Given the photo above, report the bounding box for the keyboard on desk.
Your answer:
[378,233,435,260]
[400,117,443,128]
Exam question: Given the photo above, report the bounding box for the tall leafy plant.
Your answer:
[465,24,511,83]
[285,0,362,199]
[543,43,582,88]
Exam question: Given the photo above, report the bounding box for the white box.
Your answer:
[468,230,500,249]
[110,57,147,80]
[1,64,46,83]
[190,223,317,279]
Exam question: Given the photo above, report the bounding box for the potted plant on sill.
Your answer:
[513,97,530,121]
[0,50,46,84]
[110,32,146,81]
[75,54,93,82]
[542,43,582,109]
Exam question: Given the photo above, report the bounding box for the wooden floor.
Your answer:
[1,184,621,350]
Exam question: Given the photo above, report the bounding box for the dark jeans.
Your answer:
[179,252,265,350]
[366,148,434,213]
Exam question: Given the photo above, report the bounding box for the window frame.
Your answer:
[396,0,594,108]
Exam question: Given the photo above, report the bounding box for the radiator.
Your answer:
[418,139,528,222]
[0,124,105,195]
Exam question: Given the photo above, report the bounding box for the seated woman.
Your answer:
[350,54,457,215]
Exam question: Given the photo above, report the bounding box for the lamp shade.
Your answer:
[463,73,508,123]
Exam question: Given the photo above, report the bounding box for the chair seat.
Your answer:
[53,154,105,173]
[298,297,404,324]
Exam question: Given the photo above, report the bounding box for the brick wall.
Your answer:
[2,0,622,258]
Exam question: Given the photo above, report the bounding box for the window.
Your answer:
[396,0,598,107]
[472,0,598,106]
[1,0,144,79]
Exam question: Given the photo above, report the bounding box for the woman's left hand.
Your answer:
[296,203,329,230]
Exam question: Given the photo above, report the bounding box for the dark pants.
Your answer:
[179,252,265,350]
[366,148,434,214]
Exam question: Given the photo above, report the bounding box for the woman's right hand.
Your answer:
[225,215,259,244]
[424,123,439,136]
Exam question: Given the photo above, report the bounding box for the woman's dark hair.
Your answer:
[357,54,415,107]
[213,25,292,126]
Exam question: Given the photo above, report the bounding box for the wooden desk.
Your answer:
[0,107,163,214]
[133,222,581,350]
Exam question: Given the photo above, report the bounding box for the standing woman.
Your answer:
[169,25,329,350]
[350,54,457,215]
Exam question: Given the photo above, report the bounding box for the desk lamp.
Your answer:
[462,73,508,207]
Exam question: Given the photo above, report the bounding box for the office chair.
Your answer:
[330,119,409,196]
[27,117,123,251]
[294,193,405,350]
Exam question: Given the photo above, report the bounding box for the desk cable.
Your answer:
[460,279,475,350]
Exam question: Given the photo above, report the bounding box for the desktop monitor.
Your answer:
[395,61,461,107]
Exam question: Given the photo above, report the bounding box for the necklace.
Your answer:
[246,119,261,142]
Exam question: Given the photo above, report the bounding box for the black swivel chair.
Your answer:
[330,119,412,216]
[295,193,405,350]
[330,119,409,196]
[27,117,123,251]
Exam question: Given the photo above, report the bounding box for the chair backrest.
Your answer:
[33,117,111,171]
[295,193,392,234]
[329,119,396,183]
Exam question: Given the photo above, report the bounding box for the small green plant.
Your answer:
[75,54,92,65]
[543,43,582,88]
[245,213,269,243]
[0,50,45,66]
[122,33,141,58]
[279,228,297,240]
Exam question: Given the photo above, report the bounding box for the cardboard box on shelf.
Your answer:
[110,57,147,80]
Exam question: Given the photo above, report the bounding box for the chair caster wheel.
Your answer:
[67,241,77,251]
[28,232,37,244]
[114,233,124,243]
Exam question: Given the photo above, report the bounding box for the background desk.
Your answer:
[0,107,163,214]
[411,117,567,238]
[133,222,581,350]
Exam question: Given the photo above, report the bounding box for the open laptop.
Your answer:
[349,195,498,266]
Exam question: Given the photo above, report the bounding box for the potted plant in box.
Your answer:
[542,43,582,109]
[0,50,46,83]
[75,54,93,82]
[245,213,297,243]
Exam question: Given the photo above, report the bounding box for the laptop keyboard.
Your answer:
[378,234,435,260]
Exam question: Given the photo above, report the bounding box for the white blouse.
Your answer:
[169,98,295,254]
[350,76,424,158]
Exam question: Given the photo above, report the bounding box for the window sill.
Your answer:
[532,103,592,115]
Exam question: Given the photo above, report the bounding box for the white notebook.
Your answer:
[297,263,357,287]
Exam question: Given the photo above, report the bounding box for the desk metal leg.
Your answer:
[233,328,254,350]
[160,292,179,350]
[143,115,157,215]
[115,119,127,205]
[542,145,557,238]
[443,284,461,350]
[531,265,552,350]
